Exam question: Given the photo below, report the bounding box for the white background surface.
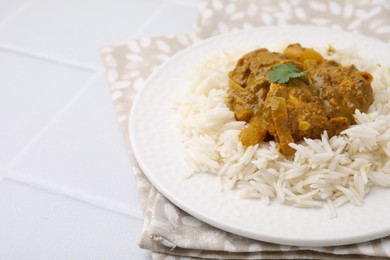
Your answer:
[0,0,201,258]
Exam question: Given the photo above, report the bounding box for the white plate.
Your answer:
[129,26,390,246]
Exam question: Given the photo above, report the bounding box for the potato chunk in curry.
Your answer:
[227,44,374,156]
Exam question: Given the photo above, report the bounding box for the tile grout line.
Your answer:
[3,173,143,220]
[5,71,102,170]
[0,44,101,72]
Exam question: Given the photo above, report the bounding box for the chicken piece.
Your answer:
[227,79,257,121]
[267,94,295,156]
[227,49,296,144]
[306,60,374,132]
[263,81,329,155]
[229,48,292,89]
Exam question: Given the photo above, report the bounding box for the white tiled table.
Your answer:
[0,0,200,258]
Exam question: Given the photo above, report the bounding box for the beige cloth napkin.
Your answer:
[101,0,390,259]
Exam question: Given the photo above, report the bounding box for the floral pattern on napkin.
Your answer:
[196,0,390,42]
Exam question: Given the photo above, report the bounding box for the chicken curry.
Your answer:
[227,44,374,156]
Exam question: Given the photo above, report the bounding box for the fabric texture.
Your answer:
[100,0,390,259]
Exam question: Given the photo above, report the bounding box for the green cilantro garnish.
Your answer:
[268,63,308,84]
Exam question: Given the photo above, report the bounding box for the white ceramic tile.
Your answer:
[0,50,93,165]
[0,0,164,69]
[163,0,202,7]
[0,180,150,259]
[9,73,143,218]
[0,0,32,25]
[137,2,199,37]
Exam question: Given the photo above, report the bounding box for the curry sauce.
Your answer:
[227,44,374,156]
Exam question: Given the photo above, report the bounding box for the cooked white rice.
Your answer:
[174,45,390,218]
